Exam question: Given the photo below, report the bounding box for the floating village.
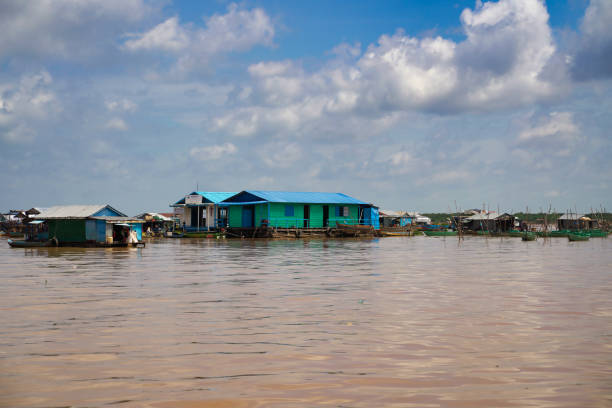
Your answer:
[1,190,610,248]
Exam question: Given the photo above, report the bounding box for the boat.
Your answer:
[424,230,457,237]
[521,232,537,241]
[8,238,57,248]
[183,231,225,238]
[584,229,608,238]
[507,230,523,237]
[333,223,375,237]
[379,230,412,237]
[568,232,590,241]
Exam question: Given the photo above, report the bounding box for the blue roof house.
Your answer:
[220,191,379,229]
[171,191,237,231]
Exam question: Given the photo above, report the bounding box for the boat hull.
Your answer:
[333,223,375,237]
[568,233,589,241]
[424,230,457,237]
[8,239,56,248]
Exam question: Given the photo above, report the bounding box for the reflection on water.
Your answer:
[1,236,611,407]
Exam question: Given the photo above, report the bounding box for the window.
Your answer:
[336,206,349,217]
[285,205,294,216]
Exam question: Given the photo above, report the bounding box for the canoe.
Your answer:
[568,233,589,241]
[424,230,457,237]
[521,233,537,241]
[8,239,56,248]
[507,231,523,237]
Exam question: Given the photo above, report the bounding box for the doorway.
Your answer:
[303,205,310,228]
[323,205,329,227]
[242,206,255,228]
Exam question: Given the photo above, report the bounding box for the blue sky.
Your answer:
[1,0,611,215]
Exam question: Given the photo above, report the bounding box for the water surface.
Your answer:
[1,236,611,407]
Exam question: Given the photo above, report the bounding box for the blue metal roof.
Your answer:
[225,190,368,205]
[173,191,238,205]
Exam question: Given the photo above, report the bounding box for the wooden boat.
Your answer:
[521,232,537,241]
[379,230,411,237]
[507,230,523,237]
[8,238,57,248]
[334,223,375,237]
[568,233,589,241]
[424,230,457,237]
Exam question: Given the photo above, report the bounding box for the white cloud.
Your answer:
[189,143,237,160]
[571,0,612,80]
[124,17,189,52]
[106,117,128,131]
[513,111,583,169]
[214,0,560,140]
[517,112,579,142]
[0,71,59,143]
[260,142,302,168]
[105,99,137,113]
[0,0,150,60]
[124,4,274,72]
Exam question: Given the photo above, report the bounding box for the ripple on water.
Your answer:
[0,236,611,407]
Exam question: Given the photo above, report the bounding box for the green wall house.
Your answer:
[34,205,143,246]
[221,191,379,229]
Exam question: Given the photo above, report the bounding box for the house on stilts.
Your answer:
[33,205,144,247]
[219,190,379,237]
[170,191,237,231]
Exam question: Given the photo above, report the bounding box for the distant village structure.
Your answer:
[31,205,144,247]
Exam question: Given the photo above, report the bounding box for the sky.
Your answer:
[0,0,611,215]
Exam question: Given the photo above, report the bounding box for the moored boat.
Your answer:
[424,230,457,237]
[183,231,225,238]
[568,232,590,241]
[521,232,537,241]
[584,229,608,238]
[8,238,57,248]
[333,223,375,237]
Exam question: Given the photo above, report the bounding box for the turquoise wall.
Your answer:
[226,203,361,228]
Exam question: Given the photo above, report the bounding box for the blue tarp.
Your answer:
[363,207,380,230]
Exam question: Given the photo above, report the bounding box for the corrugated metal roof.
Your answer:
[466,212,499,220]
[92,217,144,223]
[241,191,368,205]
[196,192,238,203]
[558,213,585,220]
[34,205,126,219]
[380,210,408,217]
[173,191,238,205]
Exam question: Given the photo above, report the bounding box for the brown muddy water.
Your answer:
[0,236,611,408]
